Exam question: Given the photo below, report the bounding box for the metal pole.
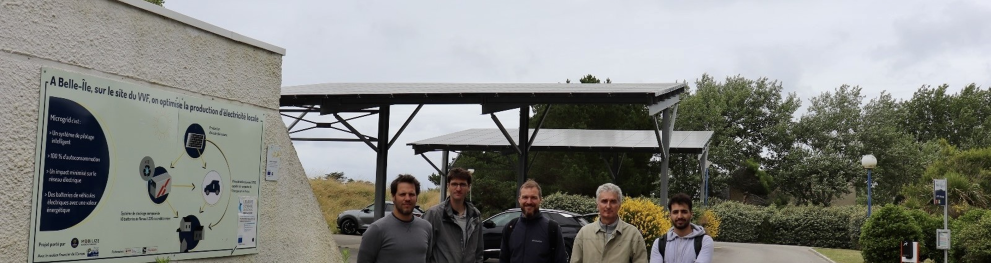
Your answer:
[659,108,674,209]
[373,105,391,220]
[702,165,709,207]
[517,106,530,206]
[944,191,948,263]
[440,150,449,201]
[867,169,872,217]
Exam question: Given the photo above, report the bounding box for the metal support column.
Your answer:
[440,150,450,201]
[700,149,709,207]
[517,106,530,205]
[373,105,391,220]
[658,105,677,210]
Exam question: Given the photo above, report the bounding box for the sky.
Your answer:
[166,0,991,189]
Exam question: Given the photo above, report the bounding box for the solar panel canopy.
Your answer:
[408,129,714,154]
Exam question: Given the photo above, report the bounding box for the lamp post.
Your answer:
[861,154,877,217]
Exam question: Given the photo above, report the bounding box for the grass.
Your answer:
[309,178,441,233]
[813,248,863,263]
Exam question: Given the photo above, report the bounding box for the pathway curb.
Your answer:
[809,248,839,263]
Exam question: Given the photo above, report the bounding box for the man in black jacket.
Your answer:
[499,179,567,263]
[424,168,483,263]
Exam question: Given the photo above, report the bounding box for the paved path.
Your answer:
[334,234,361,263]
[334,235,834,263]
[713,242,833,263]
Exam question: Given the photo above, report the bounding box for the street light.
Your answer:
[861,154,877,217]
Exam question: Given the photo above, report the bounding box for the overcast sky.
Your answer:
[167,0,991,188]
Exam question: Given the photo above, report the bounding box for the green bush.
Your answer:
[768,206,853,248]
[907,209,944,263]
[710,201,772,243]
[542,192,597,215]
[956,212,991,263]
[951,209,987,262]
[860,205,924,263]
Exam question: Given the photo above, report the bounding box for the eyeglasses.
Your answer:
[449,183,469,188]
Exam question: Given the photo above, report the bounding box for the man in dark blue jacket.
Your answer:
[499,179,567,263]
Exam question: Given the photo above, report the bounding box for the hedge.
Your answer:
[541,191,597,215]
[710,201,773,243]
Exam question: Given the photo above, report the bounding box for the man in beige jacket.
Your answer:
[570,183,648,263]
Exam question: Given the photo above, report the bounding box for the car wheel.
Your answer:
[340,219,357,235]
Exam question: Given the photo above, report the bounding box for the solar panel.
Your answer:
[407,129,714,154]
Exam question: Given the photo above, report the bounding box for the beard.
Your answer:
[522,205,538,218]
[396,202,414,216]
[674,219,690,229]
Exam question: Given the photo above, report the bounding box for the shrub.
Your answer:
[907,209,944,263]
[619,197,671,250]
[951,209,987,262]
[710,201,772,243]
[956,212,991,263]
[768,206,851,248]
[860,205,924,263]
[542,192,597,215]
[693,209,721,239]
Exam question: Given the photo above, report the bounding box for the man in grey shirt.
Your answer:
[358,174,433,263]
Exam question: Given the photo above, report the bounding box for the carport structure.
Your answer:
[407,129,714,202]
[280,83,702,220]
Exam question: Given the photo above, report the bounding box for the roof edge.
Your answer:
[115,0,286,55]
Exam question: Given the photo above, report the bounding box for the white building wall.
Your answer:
[0,0,340,262]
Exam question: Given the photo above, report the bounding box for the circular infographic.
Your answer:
[183,124,206,159]
[138,156,154,181]
[177,215,203,253]
[201,170,222,205]
[39,97,110,231]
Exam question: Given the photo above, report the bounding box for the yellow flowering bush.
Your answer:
[694,209,721,239]
[618,197,671,249]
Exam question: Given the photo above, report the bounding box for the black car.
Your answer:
[481,208,590,260]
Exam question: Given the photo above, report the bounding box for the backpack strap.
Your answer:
[694,235,704,258]
[656,234,668,259]
[502,218,520,254]
[547,219,559,258]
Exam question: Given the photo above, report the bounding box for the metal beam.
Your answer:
[421,154,444,175]
[320,104,378,115]
[389,104,423,149]
[528,105,551,152]
[286,111,309,131]
[373,105,391,220]
[490,113,522,155]
[482,103,525,114]
[334,113,378,153]
[517,105,530,206]
[440,150,449,201]
[647,95,681,116]
[289,138,367,142]
[658,104,677,210]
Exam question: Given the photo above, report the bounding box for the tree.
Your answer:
[779,85,864,205]
[324,171,351,183]
[901,84,991,149]
[857,92,937,204]
[144,0,164,6]
[427,173,442,187]
[672,74,800,199]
